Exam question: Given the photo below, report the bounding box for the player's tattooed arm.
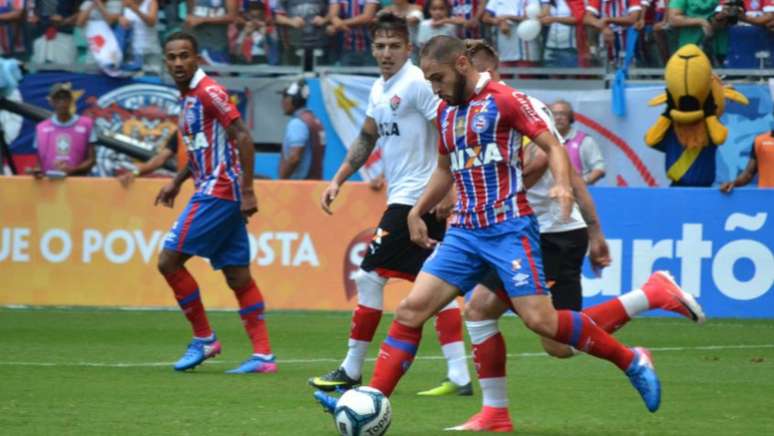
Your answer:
[322,117,379,215]
[345,117,379,171]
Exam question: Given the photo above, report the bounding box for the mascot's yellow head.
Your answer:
[645,44,748,149]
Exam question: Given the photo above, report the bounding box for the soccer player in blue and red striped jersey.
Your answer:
[314,34,661,421]
[155,32,275,374]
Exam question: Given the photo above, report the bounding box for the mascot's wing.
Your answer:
[648,94,668,106]
[645,115,672,146]
[723,86,749,105]
[705,115,728,146]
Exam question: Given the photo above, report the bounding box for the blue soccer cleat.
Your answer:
[626,347,661,412]
[314,390,338,415]
[225,355,278,374]
[173,336,222,371]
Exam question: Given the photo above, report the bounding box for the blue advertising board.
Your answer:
[582,187,774,318]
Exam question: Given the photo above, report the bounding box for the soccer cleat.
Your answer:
[643,271,706,323]
[313,390,338,415]
[626,347,661,413]
[445,406,514,432]
[225,355,277,374]
[417,378,473,396]
[173,336,221,371]
[308,367,361,392]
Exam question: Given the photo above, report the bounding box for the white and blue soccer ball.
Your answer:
[334,387,391,436]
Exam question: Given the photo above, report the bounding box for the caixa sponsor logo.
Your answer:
[582,212,774,302]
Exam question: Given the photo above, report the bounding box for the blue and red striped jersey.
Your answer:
[179,69,243,202]
[436,76,549,229]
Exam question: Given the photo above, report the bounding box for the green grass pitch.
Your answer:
[1,308,773,435]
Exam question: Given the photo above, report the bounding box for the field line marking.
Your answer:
[1,344,773,368]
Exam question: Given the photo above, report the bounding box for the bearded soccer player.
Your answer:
[445,39,706,431]
[315,35,662,420]
[308,12,472,397]
[155,32,275,374]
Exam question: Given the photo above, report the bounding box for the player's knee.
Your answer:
[354,269,386,309]
[463,301,488,321]
[157,252,179,276]
[521,311,554,337]
[223,268,251,291]
[394,298,426,328]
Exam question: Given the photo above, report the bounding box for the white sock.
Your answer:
[466,319,499,345]
[480,377,509,408]
[252,353,274,360]
[194,334,215,341]
[442,342,471,386]
[341,339,369,380]
[619,288,649,318]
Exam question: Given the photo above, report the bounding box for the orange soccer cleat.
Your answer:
[445,406,514,432]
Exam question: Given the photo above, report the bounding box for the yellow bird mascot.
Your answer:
[645,44,748,187]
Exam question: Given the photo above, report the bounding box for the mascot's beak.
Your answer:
[670,109,705,124]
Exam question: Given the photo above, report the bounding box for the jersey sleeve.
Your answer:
[365,84,378,119]
[414,79,441,121]
[200,83,241,128]
[504,92,549,140]
[628,0,642,13]
[764,0,774,12]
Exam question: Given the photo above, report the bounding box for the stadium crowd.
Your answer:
[0,0,772,71]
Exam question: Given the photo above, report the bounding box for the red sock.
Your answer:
[164,268,212,338]
[473,332,506,379]
[370,321,422,397]
[583,298,630,334]
[234,280,272,355]
[554,310,634,371]
[350,305,383,341]
[435,306,463,345]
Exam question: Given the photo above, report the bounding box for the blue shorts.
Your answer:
[163,193,249,270]
[421,216,548,299]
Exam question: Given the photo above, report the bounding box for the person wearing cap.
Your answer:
[278,79,325,179]
[29,83,96,176]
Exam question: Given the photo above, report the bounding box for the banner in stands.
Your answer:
[319,76,773,187]
[5,72,247,174]
[0,178,771,317]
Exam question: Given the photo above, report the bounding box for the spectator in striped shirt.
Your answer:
[0,0,26,59]
[584,0,642,67]
[327,0,379,66]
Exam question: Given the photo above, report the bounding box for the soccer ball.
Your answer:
[334,387,391,436]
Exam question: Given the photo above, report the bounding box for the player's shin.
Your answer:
[553,310,634,371]
[164,267,212,338]
[435,300,471,387]
[369,320,422,397]
[234,279,272,356]
[467,319,508,408]
[342,270,386,379]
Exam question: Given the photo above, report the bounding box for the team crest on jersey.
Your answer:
[471,113,489,134]
[390,94,401,111]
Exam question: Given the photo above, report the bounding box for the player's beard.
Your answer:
[450,70,467,106]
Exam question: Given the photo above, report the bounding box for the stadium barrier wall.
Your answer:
[0,177,772,317]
